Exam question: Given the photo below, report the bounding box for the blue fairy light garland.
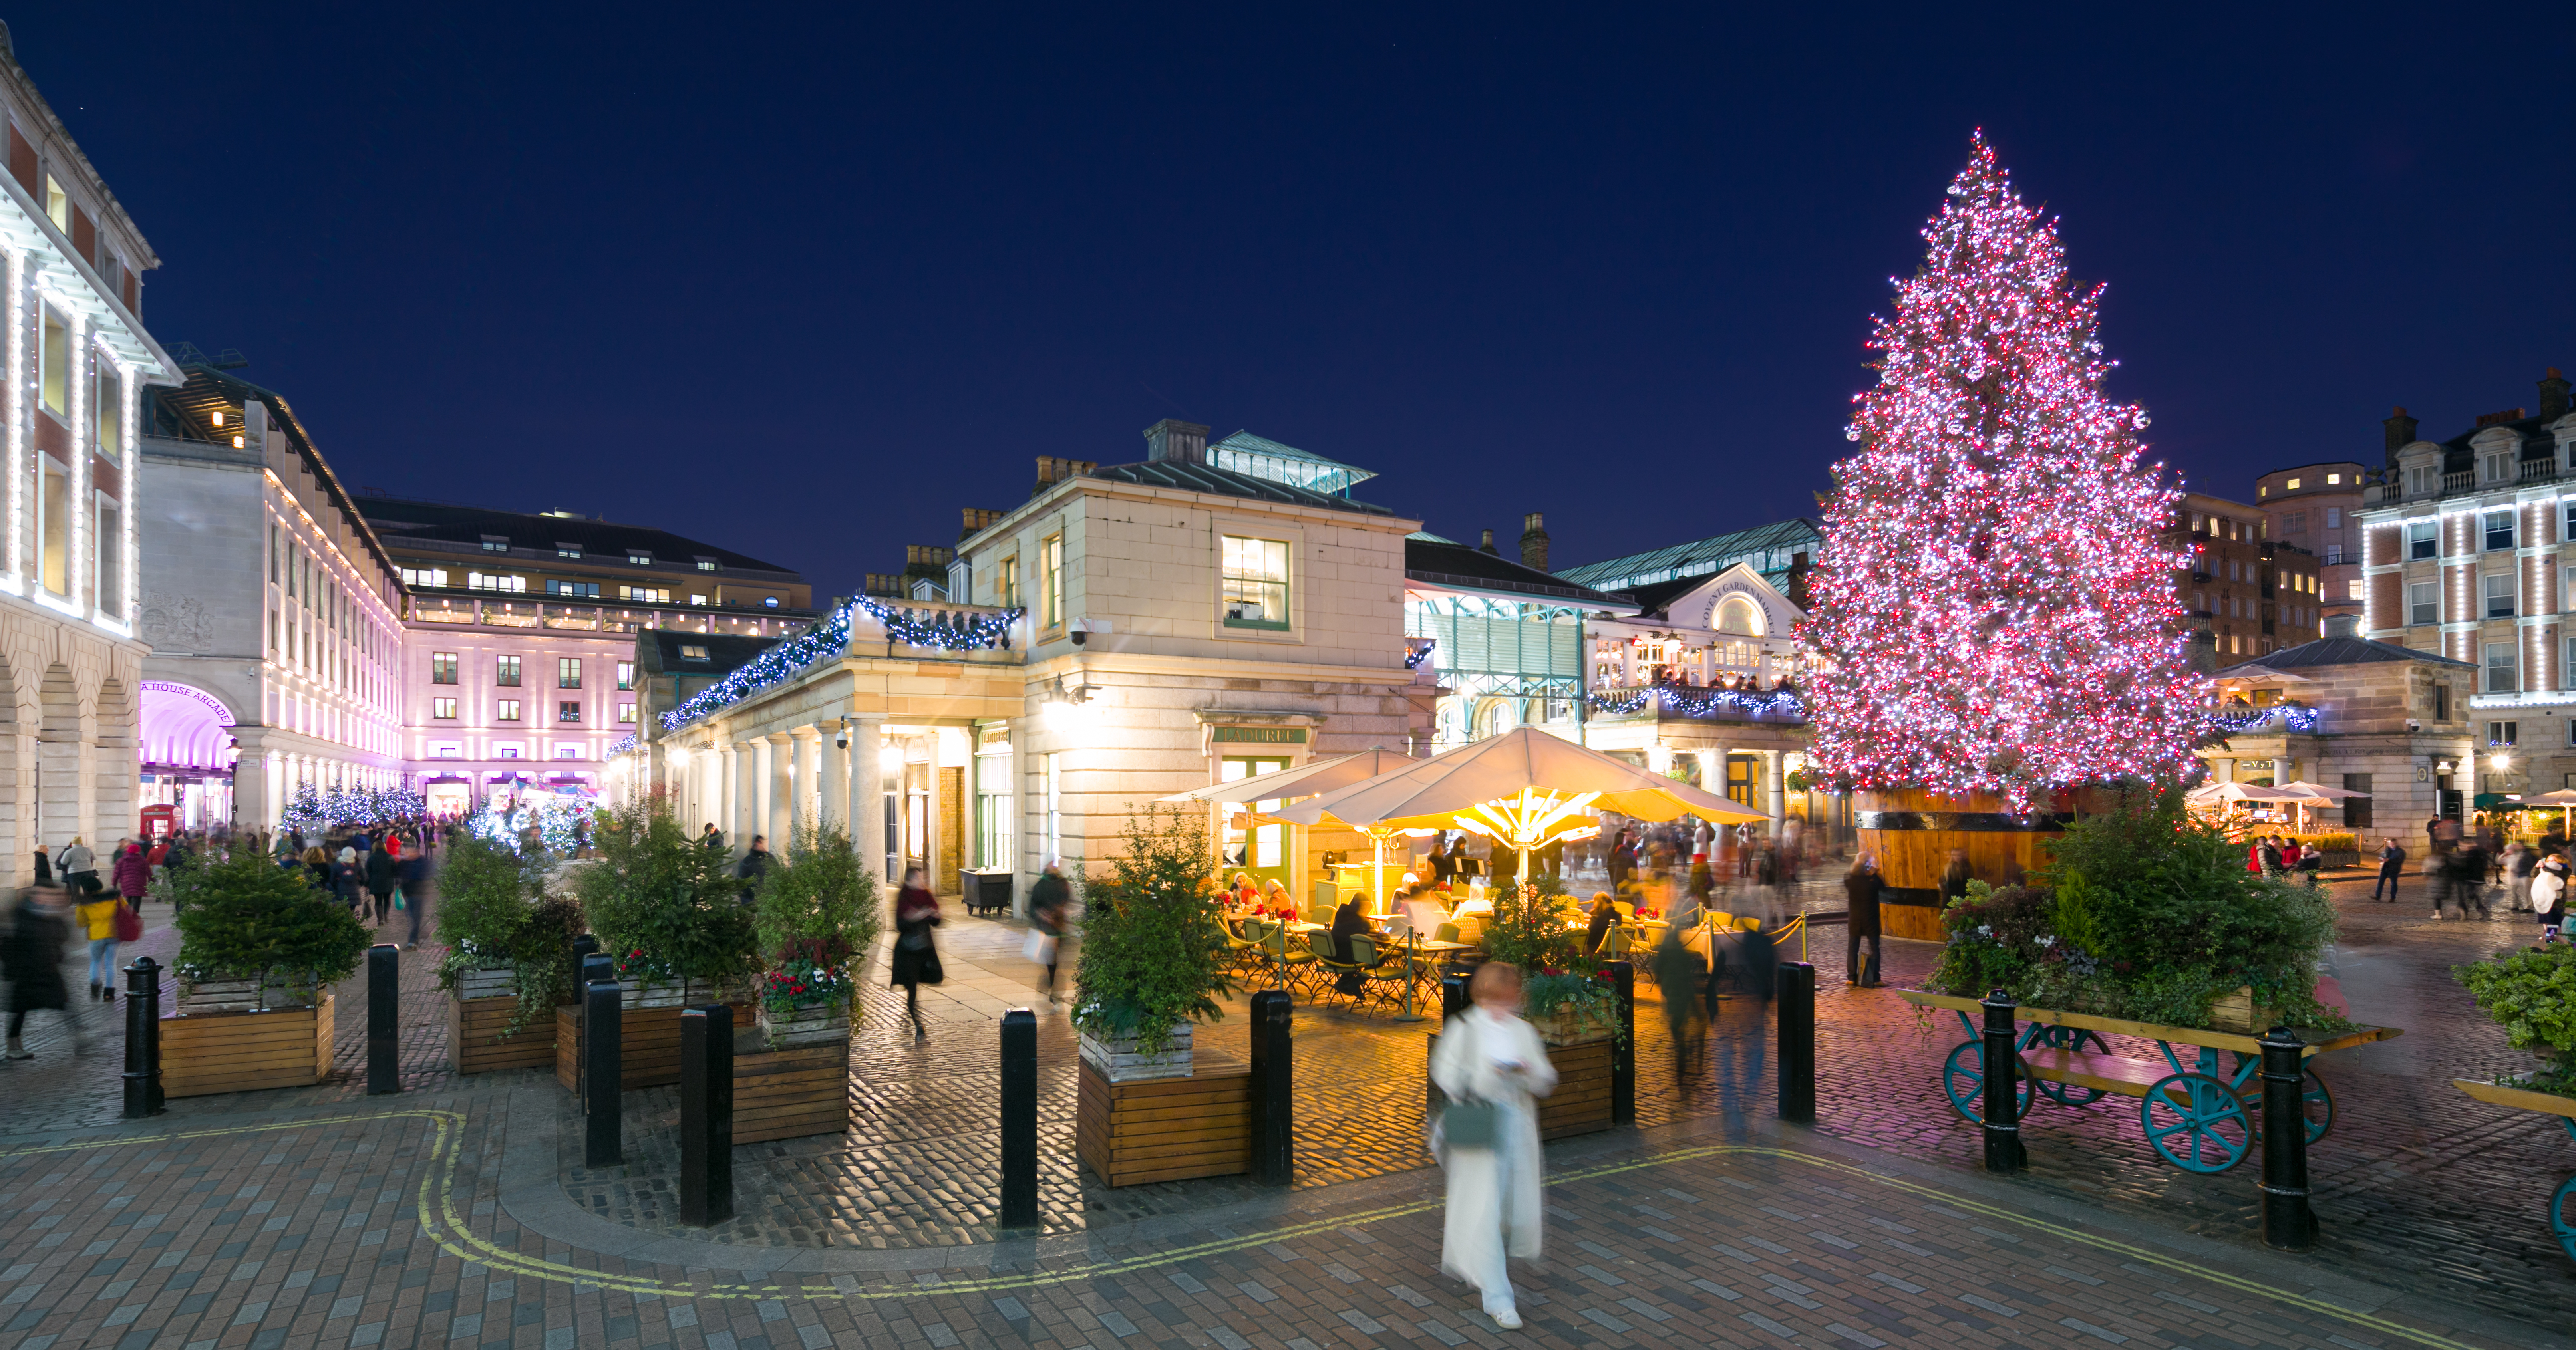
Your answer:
[659,600,1026,732]
[2208,705,2320,734]
[1589,685,1807,719]
[1406,639,1436,671]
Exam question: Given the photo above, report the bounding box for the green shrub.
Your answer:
[432,831,582,1037]
[175,853,372,996]
[1480,873,1590,976]
[2455,945,2576,1096]
[753,824,883,966]
[1073,806,1236,1056]
[574,798,757,988]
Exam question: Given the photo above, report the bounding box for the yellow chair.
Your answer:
[1308,930,1369,1006]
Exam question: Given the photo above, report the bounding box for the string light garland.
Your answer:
[604,733,638,759]
[660,599,1027,732]
[2209,706,2320,734]
[1797,132,2201,811]
[282,782,428,829]
[1406,640,1437,671]
[1589,686,1806,719]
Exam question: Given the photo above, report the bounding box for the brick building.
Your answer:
[2173,492,2323,669]
[2254,462,2366,624]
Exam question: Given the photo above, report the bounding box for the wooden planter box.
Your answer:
[1075,1050,1251,1186]
[162,991,336,1098]
[734,1042,851,1143]
[450,996,558,1074]
[757,1000,851,1049]
[554,1001,751,1091]
[1424,1030,1616,1143]
[2207,986,2278,1035]
[1077,1024,1194,1083]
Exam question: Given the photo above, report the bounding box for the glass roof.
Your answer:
[1207,430,1378,498]
[1554,518,1825,591]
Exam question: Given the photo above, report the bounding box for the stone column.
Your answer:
[817,723,850,842]
[1763,749,1785,836]
[232,749,271,836]
[730,742,757,849]
[851,719,885,879]
[789,727,823,842]
[766,735,793,850]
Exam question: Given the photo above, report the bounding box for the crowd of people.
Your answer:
[271,821,444,948]
[2363,815,2567,939]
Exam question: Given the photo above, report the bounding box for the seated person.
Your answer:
[1230,871,1259,909]
[1585,892,1618,953]
[1330,891,1373,995]
[1261,878,1291,914]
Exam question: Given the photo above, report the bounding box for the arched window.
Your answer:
[1715,596,1763,637]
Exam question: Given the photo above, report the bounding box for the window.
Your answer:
[2286,478,2302,491]
[429,742,461,759]
[39,308,70,419]
[2327,474,2342,486]
[558,701,582,723]
[557,745,581,760]
[2485,510,2516,552]
[495,656,521,686]
[626,551,651,566]
[999,554,1020,609]
[496,699,521,721]
[93,493,120,616]
[2342,772,2372,829]
[2325,544,2342,565]
[2486,642,2517,693]
[619,586,671,604]
[495,742,523,759]
[2408,522,2437,560]
[616,661,634,690]
[2286,510,2307,534]
[1220,535,1290,629]
[39,463,68,597]
[2486,572,2516,619]
[558,658,582,689]
[617,703,637,724]
[2485,449,2516,483]
[44,173,68,230]
[433,697,459,720]
[95,361,122,457]
[2489,721,2519,748]
[1041,534,1065,629]
[975,727,1013,869]
[2407,464,2439,497]
[481,537,509,553]
[678,644,710,662]
[556,544,582,559]
[696,558,718,572]
[688,593,708,606]
[545,580,600,598]
[2325,508,2342,529]
[2430,682,2451,721]
[401,567,450,588]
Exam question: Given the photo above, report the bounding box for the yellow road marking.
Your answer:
[0,1111,2485,1348]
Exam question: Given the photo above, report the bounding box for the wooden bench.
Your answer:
[2022,1047,2188,1100]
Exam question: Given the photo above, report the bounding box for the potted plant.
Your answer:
[574,796,758,1008]
[1073,806,1236,1082]
[434,831,582,1072]
[1480,878,1621,1046]
[166,853,372,1096]
[2455,945,2576,1101]
[751,824,881,1048]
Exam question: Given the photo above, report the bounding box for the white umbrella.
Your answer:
[2276,780,2369,800]
[1156,746,1425,804]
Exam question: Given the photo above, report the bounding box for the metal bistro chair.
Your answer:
[1351,935,1410,1011]
[1259,921,1318,993]
[1222,919,1268,978]
[1308,929,1369,1007]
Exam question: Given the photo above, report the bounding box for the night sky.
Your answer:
[15,6,2572,598]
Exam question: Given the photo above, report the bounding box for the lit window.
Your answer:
[497,699,521,721]
[495,743,523,760]
[44,174,69,230]
[545,580,600,598]
[39,308,69,418]
[1222,536,1290,629]
[2326,473,2341,485]
[619,585,672,604]
[688,593,707,606]
[1041,534,1065,629]
[495,655,521,687]
[467,572,527,592]
[557,544,582,559]
[95,361,122,457]
[999,555,1020,609]
[2286,478,2301,490]
[679,644,710,662]
[431,652,458,684]
[433,697,459,720]
[402,568,451,588]
[696,558,718,572]
[627,551,652,566]
[558,701,582,723]
[618,703,637,724]
[430,742,461,759]
[558,658,582,689]
[481,536,509,553]
[616,661,634,690]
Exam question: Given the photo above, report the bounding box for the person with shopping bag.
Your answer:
[1025,859,1071,1005]
[1428,962,1557,1331]
[891,868,943,1042]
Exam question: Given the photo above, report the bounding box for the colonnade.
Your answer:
[671,718,885,879]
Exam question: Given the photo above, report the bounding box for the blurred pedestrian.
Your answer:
[57,837,96,896]
[1844,854,1884,987]
[2371,837,2406,903]
[736,835,770,907]
[364,842,396,925]
[1714,916,1777,1127]
[3,884,82,1059]
[1026,859,1070,1004]
[1429,962,1555,1332]
[890,868,942,1041]
[76,879,124,1002]
[400,840,431,949]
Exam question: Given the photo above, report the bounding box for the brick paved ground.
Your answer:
[4,867,2572,1348]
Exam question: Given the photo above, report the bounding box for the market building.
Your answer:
[3,37,181,870]
[638,419,1432,909]
[2357,368,2576,798]
[1402,517,1626,753]
[2173,491,2324,667]
[1552,516,1823,601]
[355,495,819,816]
[2254,463,2366,625]
[137,363,407,832]
[2199,635,2477,830]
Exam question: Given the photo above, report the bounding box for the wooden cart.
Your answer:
[1899,989,2401,1174]
[2452,1078,2576,1261]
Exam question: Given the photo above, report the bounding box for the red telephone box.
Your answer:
[141,804,177,840]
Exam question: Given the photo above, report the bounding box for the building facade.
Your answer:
[1403,520,1625,753]
[2358,369,2576,798]
[138,366,406,831]
[2,36,179,870]
[354,496,818,816]
[2173,491,2323,667]
[2200,637,2476,828]
[2254,462,2366,624]
[1553,517,1823,602]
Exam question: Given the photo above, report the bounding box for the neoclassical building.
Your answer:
[2,36,179,871]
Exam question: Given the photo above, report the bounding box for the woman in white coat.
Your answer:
[1429,962,1557,1330]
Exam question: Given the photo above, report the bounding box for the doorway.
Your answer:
[1220,756,1292,890]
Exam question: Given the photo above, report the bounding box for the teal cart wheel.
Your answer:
[2237,1066,2335,1145]
[2554,1175,2576,1263]
[2141,1072,2252,1173]
[2031,1026,2109,1107]
[1942,1039,2032,1124]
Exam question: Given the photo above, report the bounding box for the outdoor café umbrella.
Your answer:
[1270,727,1766,898]
[2519,788,2576,837]
[1159,747,1429,902]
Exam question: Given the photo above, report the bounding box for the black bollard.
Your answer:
[1000,1008,1038,1225]
[366,944,401,1095]
[1248,990,1293,1185]
[1439,969,1471,1022]
[583,978,622,1167]
[679,1005,733,1225]
[1606,960,1636,1126]
[1980,988,2025,1173]
[1776,961,1815,1123]
[121,956,163,1119]
[572,931,600,973]
[2258,1025,2317,1251]
[577,952,612,1108]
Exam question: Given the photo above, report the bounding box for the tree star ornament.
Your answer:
[1796,131,2200,812]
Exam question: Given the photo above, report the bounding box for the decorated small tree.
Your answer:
[1801,132,2201,811]
[1073,806,1236,1074]
[574,795,756,1001]
[751,824,883,1044]
[433,830,582,1037]
[174,853,372,1011]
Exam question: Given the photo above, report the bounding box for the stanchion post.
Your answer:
[121,955,163,1119]
[679,1005,733,1225]
[583,977,622,1167]
[366,944,401,1095]
[1980,987,2025,1173]
[1605,959,1636,1126]
[1776,960,1815,1122]
[1248,990,1294,1185]
[1000,1008,1038,1225]
[2258,1025,2316,1251]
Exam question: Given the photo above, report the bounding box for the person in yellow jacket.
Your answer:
[76,874,123,1002]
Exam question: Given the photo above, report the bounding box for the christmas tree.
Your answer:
[1800,133,2201,810]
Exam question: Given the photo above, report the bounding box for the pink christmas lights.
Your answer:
[1798,132,2201,810]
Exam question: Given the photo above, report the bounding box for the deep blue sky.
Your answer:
[16,6,2572,596]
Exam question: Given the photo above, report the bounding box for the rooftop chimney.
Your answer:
[1143,418,1210,466]
[2542,367,2572,423]
[1519,512,1550,572]
[1479,528,1499,555]
[1031,456,1097,499]
[960,507,1005,541]
[2381,406,2419,467]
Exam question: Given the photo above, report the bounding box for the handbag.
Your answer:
[1437,1016,1501,1150]
[113,901,143,943]
[1023,931,1057,965]
[918,949,945,986]
[393,885,406,911]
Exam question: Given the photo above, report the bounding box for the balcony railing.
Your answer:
[1589,681,1807,723]
[2523,459,2563,483]
[2442,470,2474,493]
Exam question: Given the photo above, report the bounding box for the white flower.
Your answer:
[1976,924,1993,937]
[2036,935,2057,948]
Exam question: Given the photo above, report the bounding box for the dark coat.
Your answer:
[113,847,150,899]
[3,897,70,1013]
[1329,898,1368,964]
[1027,871,1071,935]
[890,886,942,986]
[1844,870,1884,937]
[331,861,362,903]
[364,848,397,896]
[1584,905,1616,953]
[1937,860,1972,901]
[2377,841,2406,876]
